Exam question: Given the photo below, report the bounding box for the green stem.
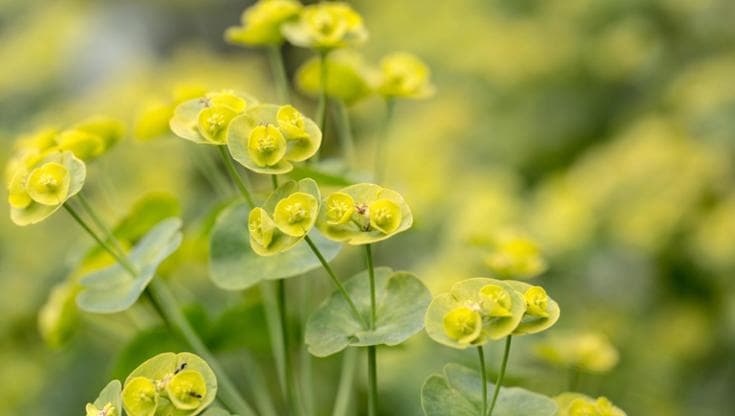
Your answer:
[315,51,329,161]
[488,336,512,416]
[332,99,355,169]
[374,98,396,183]
[278,279,299,415]
[272,174,279,190]
[303,235,367,328]
[64,203,256,416]
[260,282,288,407]
[478,346,487,416]
[77,193,126,255]
[218,145,254,208]
[364,244,378,416]
[268,45,291,104]
[331,348,357,416]
[568,366,581,392]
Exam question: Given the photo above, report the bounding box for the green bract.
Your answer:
[295,50,372,105]
[421,364,558,416]
[209,183,341,291]
[124,352,217,416]
[76,218,183,313]
[225,0,302,46]
[376,52,435,99]
[316,183,412,245]
[8,150,86,226]
[86,380,122,416]
[305,267,431,357]
[555,393,627,416]
[282,2,367,51]
[227,104,321,174]
[505,281,560,335]
[424,278,526,349]
[169,90,257,145]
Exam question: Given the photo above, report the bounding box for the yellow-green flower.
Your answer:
[282,2,367,51]
[122,377,158,416]
[369,198,402,234]
[479,284,513,317]
[273,192,319,237]
[524,286,550,318]
[26,162,71,206]
[247,123,288,166]
[249,207,276,249]
[443,305,482,345]
[295,49,373,104]
[555,393,626,416]
[376,52,435,99]
[277,104,307,138]
[7,168,32,209]
[165,369,207,410]
[73,115,125,153]
[485,231,547,279]
[55,129,105,161]
[324,192,355,225]
[198,105,238,144]
[225,0,302,46]
[85,402,117,416]
[536,332,619,373]
[170,90,257,145]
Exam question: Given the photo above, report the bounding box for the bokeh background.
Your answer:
[2,0,735,415]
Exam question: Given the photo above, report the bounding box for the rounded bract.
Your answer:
[26,162,70,206]
[282,2,367,51]
[248,207,276,249]
[122,377,158,416]
[165,369,207,410]
[273,192,319,237]
[169,90,257,145]
[442,305,483,345]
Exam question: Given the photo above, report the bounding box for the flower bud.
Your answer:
[249,207,276,248]
[277,105,307,139]
[479,284,513,318]
[524,286,550,318]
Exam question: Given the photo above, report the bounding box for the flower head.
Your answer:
[225,0,302,46]
[443,305,482,345]
[165,369,207,410]
[377,52,435,99]
[121,377,158,416]
[274,192,319,237]
[247,123,288,166]
[283,2,367,51]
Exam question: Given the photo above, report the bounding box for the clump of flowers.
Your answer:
[555,393,627,416]
[170,89,257,145]
[282,2,367,51]
[225,0,302,46]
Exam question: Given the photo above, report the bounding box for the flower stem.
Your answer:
[315,51,329,161]
[64,202,256,416]
[77,193,126,255]
[272,173,279,190]
[303,235,366,328]
[331,348,357,416]
[478,346,487,416]
[277,278,299,415]
[365,244,378,416]
[332,99,355,169]
[268,44,291,104]
[374,98,395,183]
[488,336,513,416]
[218,145,254,208]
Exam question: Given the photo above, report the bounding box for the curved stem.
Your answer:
[268,44,291,104]
[365,244,378,416]
[64,202,257,416]
[303,235,367,328]
[488,336,513,416]
[218,145,254,208]
[374,98,395,183]
[315,51,329,161]
[478,346,487,416]
[332,99,355,169]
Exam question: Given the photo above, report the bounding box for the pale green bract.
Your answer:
[424,278,526,349]
[76,218,183,313]
[421,364,558,416]
[505,280,561,335]
[169,91,258,145]
[209,199,341,291]
[304,267,431,357]
[85,380,122,416]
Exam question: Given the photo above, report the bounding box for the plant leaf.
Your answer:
[421,363,559,416]
[76,218,183,313]
[209,200,340,290]
[305,267,431,357]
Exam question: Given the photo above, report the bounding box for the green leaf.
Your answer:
[421,363,558,416]
[76,218,183,313]
[209,199,340,291]
[86,379,122,416]
[125,352,217,416]
[305,267,431,357]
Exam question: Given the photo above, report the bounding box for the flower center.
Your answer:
[206,113,226,134]
[285,202,306,224]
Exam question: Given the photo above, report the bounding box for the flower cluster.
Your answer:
[282,2,367,51]
[555,393,626,416]
[225,0,302,46]
[425,278,560,349]
[170,90,257,146]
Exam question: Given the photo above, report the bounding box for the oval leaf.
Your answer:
[421,363,558,416]
[76,218,183,313]
[305,267,431,357]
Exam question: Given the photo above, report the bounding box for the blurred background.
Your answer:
[1,0,735,415]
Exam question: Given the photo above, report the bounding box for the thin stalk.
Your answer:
[77,193,126,255]
[488,336,513,416]
[303,235,367,328]
[272,174,279,190]
[299,273,315,416]
[331,348,358,416]
[217,145,254,207]
[260,282,288,406]
[278,279,299,415]
[268,45,291,104]
[478,346,487,416]
[332,99,355,168]
[568,367,581,392]
[374,98,396,183]
[64,203,256,416]
[365,244,378,416]
[315,51,329,161]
